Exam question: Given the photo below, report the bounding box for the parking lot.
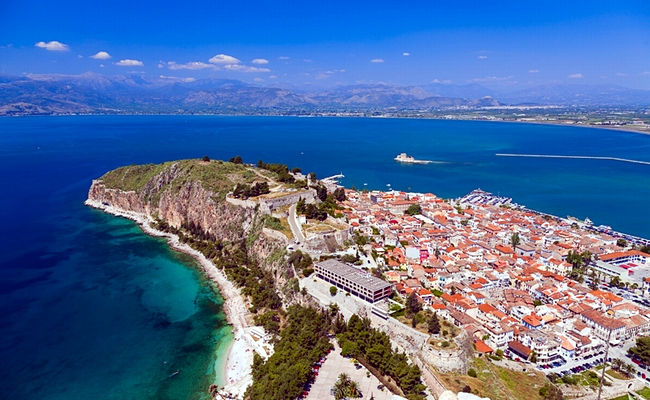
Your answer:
[306,342,393,400]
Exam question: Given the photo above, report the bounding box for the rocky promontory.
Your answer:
[85,158,318,398]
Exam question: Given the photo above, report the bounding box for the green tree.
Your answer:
[617,238,628,247]
[405,203,422,216]
[406,292,422,315]
[333,187,346,202]
[428,313,441,334]
[330,286,338,296]
[316,185,328,201]
[229,155,243,164]
[510,232,520,251]
[467,368,477,378]
[566,250,584,271]
[333,373,360,400]
[529,350,538,363]
[201,155,210,162]
[630,337,650,365]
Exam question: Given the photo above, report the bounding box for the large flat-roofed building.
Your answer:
[315,259,392,303]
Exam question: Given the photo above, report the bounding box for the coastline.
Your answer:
[5,113,650,136]
[84,199,254,399]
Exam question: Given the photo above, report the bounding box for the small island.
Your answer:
[394,153,432,164]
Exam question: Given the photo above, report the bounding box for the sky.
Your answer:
[1,0,649,89]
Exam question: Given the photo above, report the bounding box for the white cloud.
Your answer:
[642,71,650,76]
[528,69,540,73]
[568,73,583,79]
[223,64,270,73]
[252,58,269,65]
[278,56,290,60]
[315,69,346,80]
[115,59,144,67]
[402,52,410,56]
[431,78,452,84]
[209,54,240,64]
[90,51,111,60]
[468,75,513,83]
[77,55,83,59]
[303,59,312,63]
[159,75,195,83]
[269,75,278,79]
[253,77,264,82]
[35,41,69,51]
[477,55,488,60]
[615,72,628,77]
[167,61,215,70]
[370,58,384,63]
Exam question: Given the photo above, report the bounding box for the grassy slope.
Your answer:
[100,159,265,200]
[438,357,548,400]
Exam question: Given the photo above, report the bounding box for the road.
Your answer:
[288,203,306,243]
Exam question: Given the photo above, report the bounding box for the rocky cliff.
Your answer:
[86,159,297,302]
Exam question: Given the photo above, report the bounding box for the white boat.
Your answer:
[394,153,432,164]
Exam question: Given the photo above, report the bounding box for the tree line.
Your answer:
[334,314,426,399]
[246,305,333,400]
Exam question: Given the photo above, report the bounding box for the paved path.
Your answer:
[288,203,306,243]
[307,342,393,400]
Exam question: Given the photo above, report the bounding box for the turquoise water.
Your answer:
[0,115,649,399]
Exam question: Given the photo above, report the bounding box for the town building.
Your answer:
[314,259,393,303]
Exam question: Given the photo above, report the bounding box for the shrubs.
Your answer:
[229,155,243,164]
[232,181,270,199]
[288,250,314,277]
[539,383,564,400]
[467,368,477,378]
[264,216,283,231]
[330,286,338,296]
[257,159,295,183]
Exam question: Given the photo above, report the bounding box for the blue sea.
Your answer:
[1,115,649,399]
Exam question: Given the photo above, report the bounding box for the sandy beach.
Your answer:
[85,199,255,399]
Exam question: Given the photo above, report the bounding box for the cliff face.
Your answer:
[87,160,293,296]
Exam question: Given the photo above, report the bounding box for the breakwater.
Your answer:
[496,153,650,166]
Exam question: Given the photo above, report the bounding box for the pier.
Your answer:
[496,153,650,166]
[322,173,345,181]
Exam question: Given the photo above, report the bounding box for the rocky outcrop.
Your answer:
[86,163,292,295]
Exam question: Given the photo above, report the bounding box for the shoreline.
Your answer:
[84,199,254,399]
[5,113,650,137]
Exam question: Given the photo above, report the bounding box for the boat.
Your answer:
[168,370,180,378]
[394,153,432,164]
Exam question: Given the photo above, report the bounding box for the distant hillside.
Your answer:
[1,73,649,116]
[497,83,650,106]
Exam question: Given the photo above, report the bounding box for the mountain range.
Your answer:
[1,73,649,116]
